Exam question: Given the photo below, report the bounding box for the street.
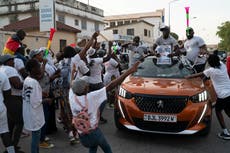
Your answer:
[1,106,230,153]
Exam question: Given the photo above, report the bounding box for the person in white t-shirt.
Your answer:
[37,48,60,136]
[122,36,147,68]
[23,59,45,153]
[186,54,230,140]
[29,49,56,147]
[69,61,140,153]
[104,51,121,109]
[0,71,15,153]
[14,57,28,79]
[153,25,178,53]
[0,55,24,152]
[184,27,208,73]
[87,41,112,123]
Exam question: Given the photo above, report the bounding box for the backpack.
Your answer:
[60,58,71,88]
[72,96,98,134]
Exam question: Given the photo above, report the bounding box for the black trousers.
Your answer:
[5,95,24,147]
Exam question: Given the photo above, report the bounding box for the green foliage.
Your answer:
[170,32,179,40]
[216,21,230,51]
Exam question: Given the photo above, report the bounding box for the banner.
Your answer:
[39,0,55,32]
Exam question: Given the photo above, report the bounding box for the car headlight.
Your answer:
[119,87,132,99]
[190,91,208,103]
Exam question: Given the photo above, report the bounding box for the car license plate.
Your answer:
[143,114,177,123]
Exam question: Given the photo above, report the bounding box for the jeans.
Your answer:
[40,102,49,142]
[79,128,112,153]
[31,129,41,153]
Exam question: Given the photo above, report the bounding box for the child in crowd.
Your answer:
[186,54,230,140]
[22,59,45,153]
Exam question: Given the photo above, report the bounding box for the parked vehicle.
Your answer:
[115,56,216,135]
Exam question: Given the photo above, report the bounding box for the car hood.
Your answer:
[121,76,205,96]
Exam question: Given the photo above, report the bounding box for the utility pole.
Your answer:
[168,0,179,28]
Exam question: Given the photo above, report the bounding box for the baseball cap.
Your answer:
[71,78,89,95]
[160,25,170,31]
[29,49,43,59]
[0,54,14,64]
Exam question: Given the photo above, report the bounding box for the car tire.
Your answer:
[114,109,125,130]
[198,116,212,136]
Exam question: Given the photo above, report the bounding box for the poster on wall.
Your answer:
[156,45,172,65]
[39,0,55,32]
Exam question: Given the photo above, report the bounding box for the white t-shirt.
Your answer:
[59,54,89,80]
[0,72,11,134]
[155,35,178,49]
[0,72,11,112]
[203,63,230,99]
[14,58,25,72]
[184,36,206,65]
[22,76,45,131]
[45,62,57,77]
[128,44,147,68]
[71,54,89,79]
[69,87,107,133]
[104,58,120,85]
[87,57,103,84]
[0,65,23,96]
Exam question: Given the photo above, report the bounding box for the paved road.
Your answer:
[1,107,230,153]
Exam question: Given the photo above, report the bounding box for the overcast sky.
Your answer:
[78,0,230,44]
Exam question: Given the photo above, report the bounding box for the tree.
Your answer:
[216,21,230,51]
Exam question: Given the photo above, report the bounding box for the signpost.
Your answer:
[39,0,55,32]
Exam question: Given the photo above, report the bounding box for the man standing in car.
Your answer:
[153,25,179,54]
[184,27,208,73]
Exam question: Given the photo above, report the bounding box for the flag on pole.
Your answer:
[45,28,56,57]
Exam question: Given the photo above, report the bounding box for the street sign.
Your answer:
[39,0,55,32]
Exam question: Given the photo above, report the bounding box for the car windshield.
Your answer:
[133,56,195,78]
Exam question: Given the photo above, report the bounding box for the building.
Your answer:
[104,20,155,45]
[0,16,81,53]
[104,9,165,46]
[0,0,104,39]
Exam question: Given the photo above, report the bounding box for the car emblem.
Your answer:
[156,100,164,109]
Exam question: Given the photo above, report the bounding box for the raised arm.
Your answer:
[185,72,205,79]
[103,41,112,63]
[79,31,99,60]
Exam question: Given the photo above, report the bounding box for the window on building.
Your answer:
[91,7,96,12]
[124,20,130,24]
[149,30,151,37]
[81,19,87,30]
[117,21,123,26]
[110,22,116,27]
[144,29,148,37]
[75,19,79,26]
[127,28,134,36]
[95,22,99,31]
[113,29,118,34]
[58,14,65,23]
[132,20,137,23]
[60,39,67,51]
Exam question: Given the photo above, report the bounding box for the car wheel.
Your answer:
[114,109,125,130]
[198,116,212,136]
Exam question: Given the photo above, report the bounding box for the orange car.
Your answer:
[115,56,216,135]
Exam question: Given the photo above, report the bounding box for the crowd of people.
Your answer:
[0,25,230,153]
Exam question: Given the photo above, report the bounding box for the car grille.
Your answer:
[134,94,188,113]
[132,118,189,132]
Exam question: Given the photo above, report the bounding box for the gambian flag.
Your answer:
[2,37,21,55]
